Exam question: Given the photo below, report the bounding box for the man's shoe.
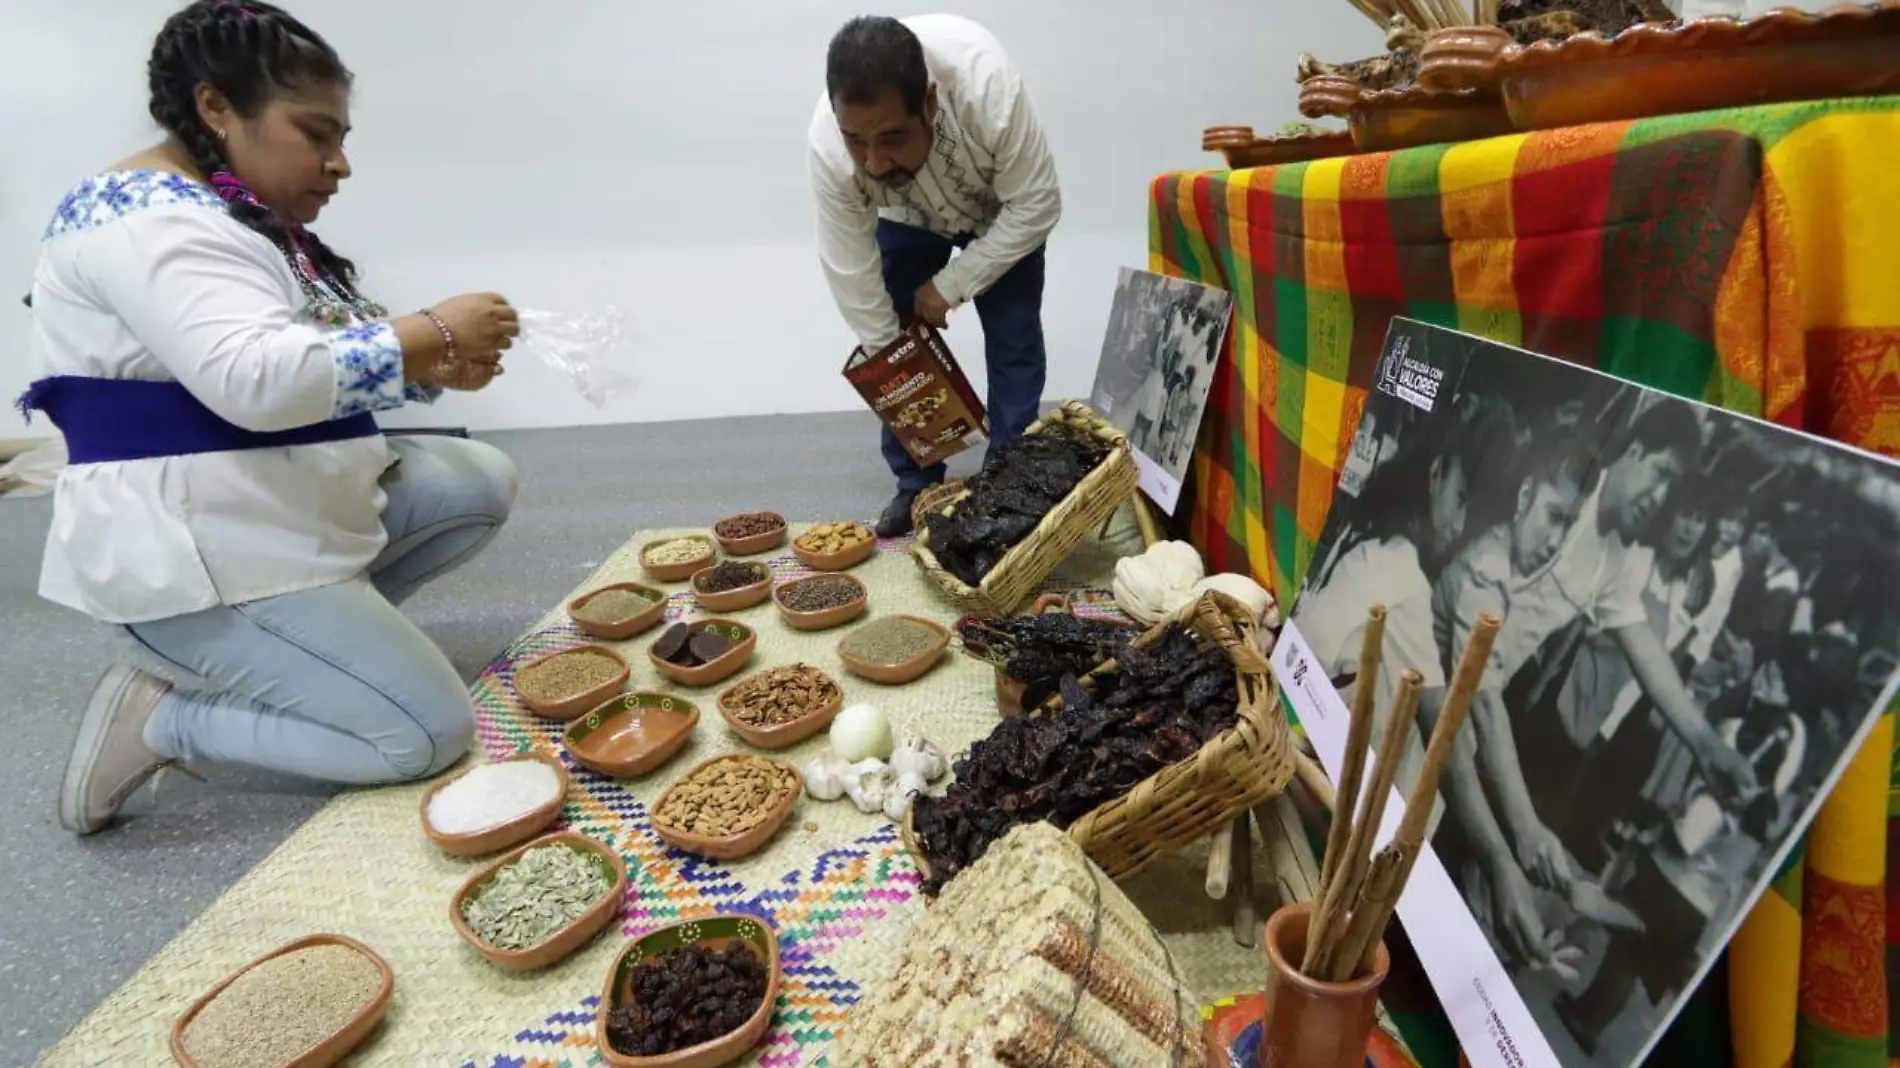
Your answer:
[58,665,179,835]
[875,489,923,538]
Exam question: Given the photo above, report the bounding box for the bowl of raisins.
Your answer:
[595,913,780,1067]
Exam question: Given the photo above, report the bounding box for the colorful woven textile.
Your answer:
[1151,97,1900,1068]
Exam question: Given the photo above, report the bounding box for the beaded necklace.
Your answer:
[209,169,388,327]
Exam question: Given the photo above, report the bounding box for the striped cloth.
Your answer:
[1150,97,1900,1068]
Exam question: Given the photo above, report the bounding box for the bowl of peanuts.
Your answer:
[715,664,844,750]
[639,536,718,583]
[650,755,803,860]
[792,522,876,572]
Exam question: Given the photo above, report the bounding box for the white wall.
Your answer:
[1,0,1379,431]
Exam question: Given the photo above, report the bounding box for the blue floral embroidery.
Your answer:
[42,170,225,242]
[329,320,407,419]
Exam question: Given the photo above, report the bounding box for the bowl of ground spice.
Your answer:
[567,582,667,640]
[651,754,802,860]
[451,831,628,972]
[792,521,877,572]
[647,619,756,687]
[838,616,952,685]
[640,536,718,583]
[563,693,699,778]
[419,750,570,857]
[712,511,788,556]
[170,933,393,1068]
[689,561,772,614]
[512,644,632,720]
[772,574,868,632]
[595,914,781,1068]
[716,664,844,749]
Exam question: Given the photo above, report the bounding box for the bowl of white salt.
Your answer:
[420,751,571,858]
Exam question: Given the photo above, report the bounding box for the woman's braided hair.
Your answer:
[147,0,360,291]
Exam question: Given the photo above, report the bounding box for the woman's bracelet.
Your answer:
[420,308,459,365]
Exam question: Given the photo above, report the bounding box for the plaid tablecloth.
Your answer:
[1150,97,1900,1068]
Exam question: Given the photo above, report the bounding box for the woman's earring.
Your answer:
[216,129,228,143]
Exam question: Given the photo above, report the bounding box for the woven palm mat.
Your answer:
[40,520,1282,1068]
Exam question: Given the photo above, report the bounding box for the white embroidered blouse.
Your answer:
[808,13,1062,352]
[28,169,418,625]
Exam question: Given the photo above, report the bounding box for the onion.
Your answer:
[830,703,894,762]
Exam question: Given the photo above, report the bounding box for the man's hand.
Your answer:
[1514,820,1574,891]
[913,282,953,329]
[1487,860,1551,967]
[1694,732,1760,807]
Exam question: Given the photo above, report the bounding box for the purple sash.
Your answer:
[16,376,378,465]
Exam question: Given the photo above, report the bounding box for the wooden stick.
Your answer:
[1131,492,1164,548]
[1230,813,1258,946]
[1338,613,1504,976]
[1327,846,1405,981]
[1258,796,1322,910]
[1292,750,1337,814]
[1317,607,1386,899]
[1302,669,1423,975]
[1206,819,1236,900]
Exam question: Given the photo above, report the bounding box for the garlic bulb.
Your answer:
[831,703,895,763]
[844,759,894,814]
[1113,541,1207,624]
[883,772,929,821]
[802,752,849,801]
[890,734,946,783]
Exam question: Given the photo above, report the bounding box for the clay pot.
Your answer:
[1258,902,1389,1068]
[1297,74,1361,119]
[1418,25,1513,91]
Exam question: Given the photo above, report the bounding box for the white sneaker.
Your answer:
[58,665,185,835]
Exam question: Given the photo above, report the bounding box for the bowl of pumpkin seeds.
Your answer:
[450,831,628,972]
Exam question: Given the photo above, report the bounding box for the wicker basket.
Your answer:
[906,590,1295,883]
[910,401,1137,617]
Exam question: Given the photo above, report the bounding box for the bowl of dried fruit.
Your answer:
[170,933,393,1068]
[567,581,668,641]
[595,914,782,1068]
[689,561,772,614]
[512,645,632,720]
[647,620,756,687]
[419,750,571,857]
[563,693,699,778]
[640,536,718,583]
[838,616,952,685]
[716,663,844,750]
[650,754,802,860]
[772,574,868,632]
[792,521,876,572]
[711,512,788,557]
[450,831,628,972]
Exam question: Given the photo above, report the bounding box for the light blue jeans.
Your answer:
[122,436,518,785]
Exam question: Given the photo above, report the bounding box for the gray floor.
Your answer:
[0,410,960,1066]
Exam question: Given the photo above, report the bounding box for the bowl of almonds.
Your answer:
[716,664,844,749]
[792,521,876,572]
[650,755,803,860]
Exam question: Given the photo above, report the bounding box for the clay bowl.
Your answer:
[772,574,869,632]
[170,933,393,1068]
[567,582,668,641]
[639,536,718,583]
[450,831,629,972]
[594,914,782,1068]
[419,750,571,857]
[1298,73,1362,119]
[791,526,878,572]
[513,644,632,721]
[650,755,803,860]
[838,616,953,685]
[647,619,757,688]
[712,512,788,556]
[689,563,774,614]
[564,693,699,778]
[716,666,845,750]
[1418,25,1514,92]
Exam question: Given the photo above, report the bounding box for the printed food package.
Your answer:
[842,323,989,467]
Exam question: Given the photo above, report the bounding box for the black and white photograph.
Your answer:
[1087,267,1232,513]
[1281,320,1900,1068]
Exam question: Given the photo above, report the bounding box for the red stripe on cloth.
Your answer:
[1510,149,1616,319]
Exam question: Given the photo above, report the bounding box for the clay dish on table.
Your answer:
[690,563,773,614]
[791,525,877,572]
[419,750,571,857]
[567,582,668,641]
[1200,124,1358,169]
[712,512,788,556]
[1298,73,1362,119]
[512,644,632,721]
[650,755,803,860]
[837,615,952,685]
[772,574,869,632]
[449,831,628,973]
[594,914,782,1068]
[563,693,699,778]
[1348,85,1515,153]
[639,536,718,583]
[170,933,393,1068]
[1417,25,1514,92]
[716,666,845,750]
[647,619,757,687]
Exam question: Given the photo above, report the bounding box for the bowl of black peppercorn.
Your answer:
[595,913,780,1067]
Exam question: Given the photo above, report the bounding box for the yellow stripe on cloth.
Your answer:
[1227,172,1273,575]
[1439,136,1524,343]
[1810,713,1894,886]
[1767,114,1900,329]
[1732,887,1803,1068]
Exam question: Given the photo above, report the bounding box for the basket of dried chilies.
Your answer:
[906,589,1293,889]
[911,401,1136,616]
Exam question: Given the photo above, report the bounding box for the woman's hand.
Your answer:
[430,293,519,362]
[398,293,518,392]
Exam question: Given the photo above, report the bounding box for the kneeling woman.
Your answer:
[27,0,519,834]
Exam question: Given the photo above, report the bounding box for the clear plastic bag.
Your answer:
[516,307,634,408]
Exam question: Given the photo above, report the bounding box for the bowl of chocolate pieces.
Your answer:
[647,619,756,687]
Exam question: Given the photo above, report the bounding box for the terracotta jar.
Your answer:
[1259,902,1390,1068]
